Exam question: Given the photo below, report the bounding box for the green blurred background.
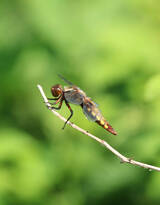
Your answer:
[0,0,160,205]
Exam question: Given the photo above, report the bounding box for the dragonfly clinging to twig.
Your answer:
[47,75,117,135]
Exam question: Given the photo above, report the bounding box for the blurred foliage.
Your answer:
[0,0,160,205]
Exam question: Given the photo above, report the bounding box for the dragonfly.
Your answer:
[47,75,117,135]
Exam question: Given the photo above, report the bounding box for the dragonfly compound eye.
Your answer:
[51,84,63,97]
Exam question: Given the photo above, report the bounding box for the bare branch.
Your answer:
[37,84,160,172]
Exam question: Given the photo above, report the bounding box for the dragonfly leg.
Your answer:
[46,95,63,105]
[62,101,73,129]
[50,97,63,110]
[47,97,60,100]
[51,97,62,105]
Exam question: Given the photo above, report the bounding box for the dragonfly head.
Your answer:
[51,84,63,97]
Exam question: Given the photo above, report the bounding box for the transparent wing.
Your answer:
[64,87,85,105]
[82,99,102,122]
[58,74,73,85]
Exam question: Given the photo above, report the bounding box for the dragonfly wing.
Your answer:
[64,87,85,105]
[58,74,73,85]
[82,99,102,122]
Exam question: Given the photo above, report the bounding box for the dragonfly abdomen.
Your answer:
[81,98,117,135]
[96,117,117,135]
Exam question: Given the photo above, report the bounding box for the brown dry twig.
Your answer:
[37,84,160,172]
